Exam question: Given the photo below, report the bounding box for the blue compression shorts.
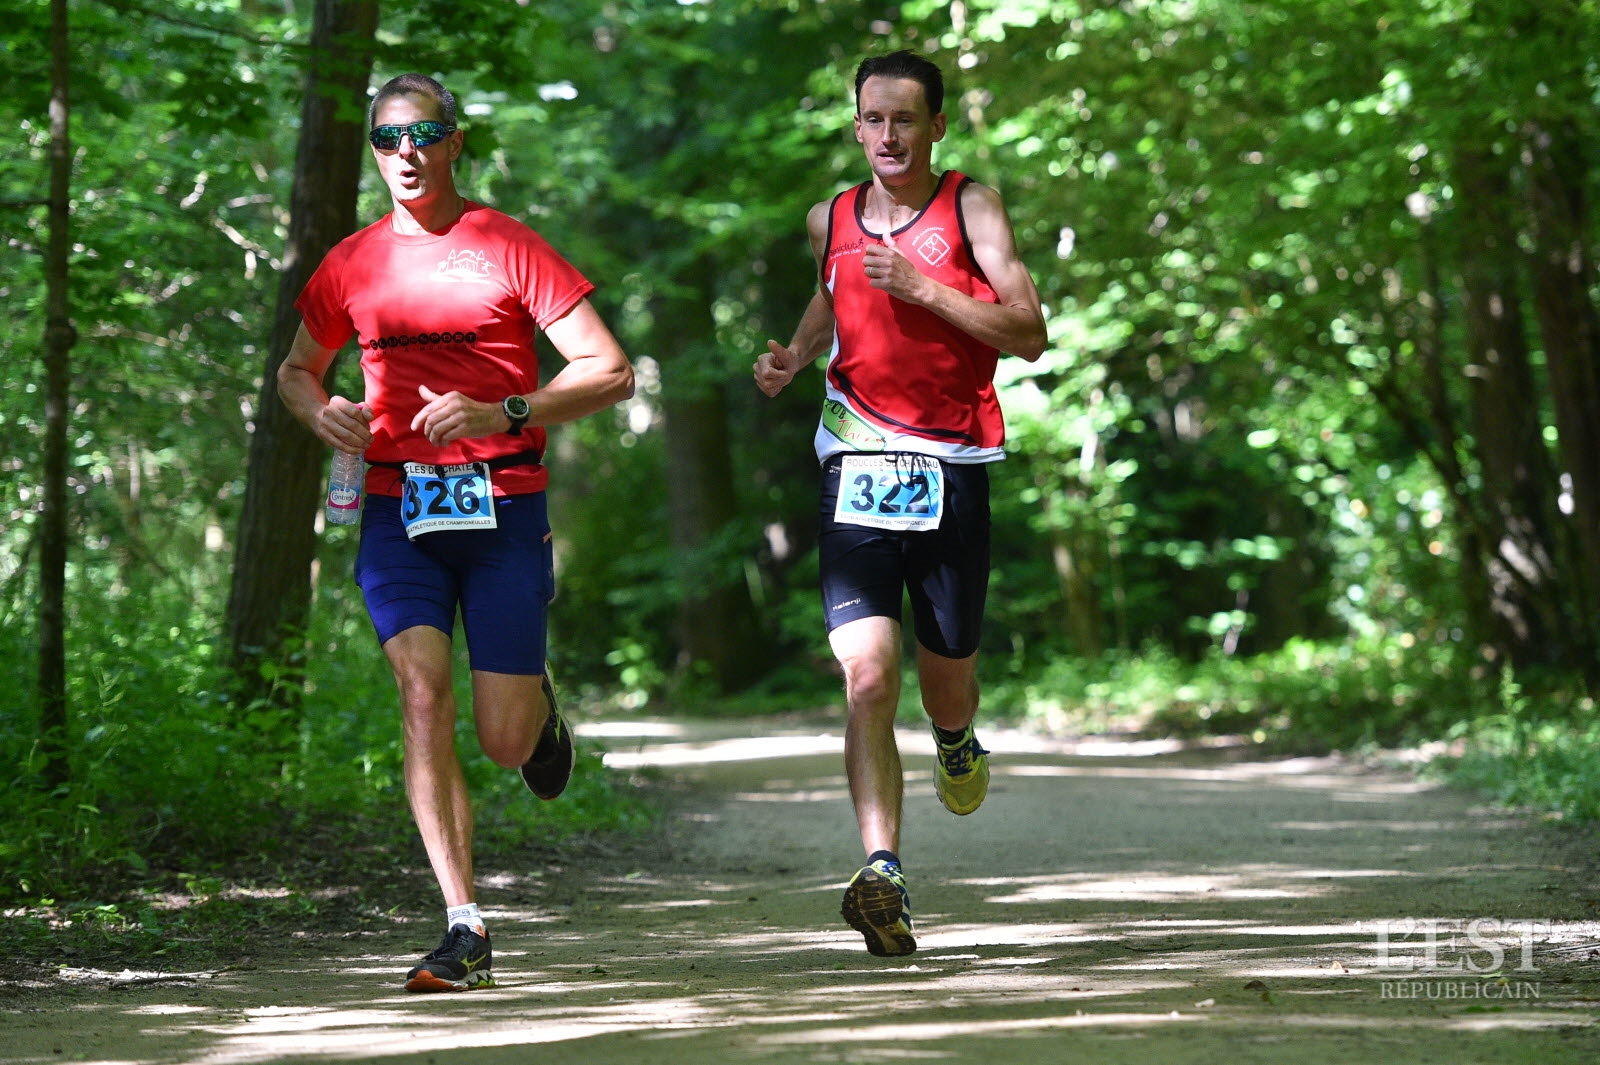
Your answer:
[354,492,554,675]
[817,454,992,659]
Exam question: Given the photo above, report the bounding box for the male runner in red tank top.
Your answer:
[754,50,1047,956]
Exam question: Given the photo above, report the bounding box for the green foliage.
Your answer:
[5,884,335,971]
[0,556,654,908]
[992,635,1596,822]
[996,635,1486,751]
[1438,676,1600,823]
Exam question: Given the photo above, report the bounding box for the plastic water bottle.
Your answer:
[326,449,365,525]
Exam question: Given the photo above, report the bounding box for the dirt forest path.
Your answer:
[9,715,1600,1064]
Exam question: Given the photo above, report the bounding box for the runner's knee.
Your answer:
[477,717,536,768]
[842,657,900,714]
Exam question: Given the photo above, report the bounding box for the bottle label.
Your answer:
[327,456,363,524]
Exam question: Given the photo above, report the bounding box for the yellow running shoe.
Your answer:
[841,859,916,956]
[933,723,990,815]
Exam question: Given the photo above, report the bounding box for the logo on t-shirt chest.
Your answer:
[433,248,496,284]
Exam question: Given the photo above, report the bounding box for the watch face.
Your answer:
[505,395,530,418]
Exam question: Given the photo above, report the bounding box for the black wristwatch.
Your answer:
[502,394,530,436]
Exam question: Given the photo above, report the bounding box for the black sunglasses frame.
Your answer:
[368,121,457,150]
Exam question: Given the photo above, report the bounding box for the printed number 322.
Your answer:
[848,473,931,514]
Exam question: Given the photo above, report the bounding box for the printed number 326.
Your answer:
[403,477,484,521]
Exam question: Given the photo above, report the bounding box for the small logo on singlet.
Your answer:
[913,229,952,268]
[433,249,495,284]
[827,238,867,264]
[822,398,886,451]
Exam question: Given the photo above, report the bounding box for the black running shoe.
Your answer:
[405,924,494,992]
[519,670,574,800]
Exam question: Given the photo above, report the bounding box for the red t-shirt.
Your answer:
[817,171,1005,464]
[296,202,594,496]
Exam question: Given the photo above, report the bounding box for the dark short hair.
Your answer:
[854,50,944,116]
[368,73,458,128]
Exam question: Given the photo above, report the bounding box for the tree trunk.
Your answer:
[663,388,769,690]
[1401,208,1505,664]
[1523,119,1600,680]
[226,0,378,700]
[1454,145,1569,668]
[36,0,74,788]
[1050,527,1104,658]
[1250,492,1330,652]
[657,259,769,692]
[1038,430,1105,657]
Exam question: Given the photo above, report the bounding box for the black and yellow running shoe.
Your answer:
[933,723,990,815]
[841,859,916,957]
[405,924,495,992]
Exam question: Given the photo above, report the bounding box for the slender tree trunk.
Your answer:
[226,0,378,701]
[1405,208,1504,661]
[658,258,769,692]
[36,0,74,787]
[1454,146,1568,668]
[1039,431,1105,657]
[1523,120,1600,680]
[1050,528,1103,657]
[663,387,769,690]
[1251,492,1327,651]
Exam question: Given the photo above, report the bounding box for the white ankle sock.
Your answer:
[447,902,484,934]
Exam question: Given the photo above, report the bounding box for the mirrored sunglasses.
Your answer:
[368,121,456,150]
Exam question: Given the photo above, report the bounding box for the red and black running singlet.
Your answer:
[815,171,1005,464]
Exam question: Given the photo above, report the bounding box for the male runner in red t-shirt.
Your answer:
[279,74,634,991]
[754,51,1047,957]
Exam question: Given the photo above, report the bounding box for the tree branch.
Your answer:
[92,0,309,51]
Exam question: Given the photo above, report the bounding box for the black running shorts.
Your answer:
[817,453,992,659]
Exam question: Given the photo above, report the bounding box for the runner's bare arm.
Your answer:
[756,201,837,397]
[410,298,635,447]
[277,322,373,453]
[523,298,635,425]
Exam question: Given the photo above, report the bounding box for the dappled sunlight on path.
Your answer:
[7,718,1598,1064]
